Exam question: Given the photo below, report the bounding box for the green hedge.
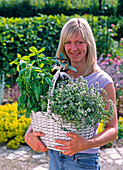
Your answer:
[0,0,119,17]
[0,14,122,85]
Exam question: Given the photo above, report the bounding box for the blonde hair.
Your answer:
[56,18,98,77]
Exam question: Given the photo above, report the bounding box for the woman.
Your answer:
[25,18,118,170]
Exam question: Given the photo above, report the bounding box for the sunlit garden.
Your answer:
[0,0,123,150]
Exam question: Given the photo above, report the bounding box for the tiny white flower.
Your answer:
[87,108,91,112]
[84,110,87,116]
[20,60,26,64]
[63,104,67,108]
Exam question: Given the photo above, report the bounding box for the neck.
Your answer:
[68,63,86,78]
[67,61,97,78]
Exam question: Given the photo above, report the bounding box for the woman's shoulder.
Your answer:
[96,69,112,80]
[84,69,113,89]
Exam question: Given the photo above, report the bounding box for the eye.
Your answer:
[65,41,71,44]
[78,41,84,44]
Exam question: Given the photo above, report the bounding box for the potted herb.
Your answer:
[10,46,57,117]
[10,47,76,118]
[48,76,114,131]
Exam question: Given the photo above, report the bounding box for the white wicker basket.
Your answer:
[31,111,94,150]
[31,71,95,150]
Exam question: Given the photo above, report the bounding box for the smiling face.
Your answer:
[56,18,97,77]
[64,32,87,66]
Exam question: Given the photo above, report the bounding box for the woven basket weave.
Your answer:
[31,111,94,150]
[31,71,95,150]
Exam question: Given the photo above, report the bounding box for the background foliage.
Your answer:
[0,0,121,17]
[0,14,122,86]
[0,102,31,149]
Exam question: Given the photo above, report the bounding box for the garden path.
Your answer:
[0,139,123,170]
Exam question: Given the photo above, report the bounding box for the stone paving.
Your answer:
[0,139,123,170]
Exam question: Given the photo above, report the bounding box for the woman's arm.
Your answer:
[87,83,118,148]
[24,123,49,152]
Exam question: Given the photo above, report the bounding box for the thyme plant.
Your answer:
[48,76,114,131]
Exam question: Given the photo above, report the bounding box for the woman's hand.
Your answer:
[25,131,49,152]
[54,132,89,156]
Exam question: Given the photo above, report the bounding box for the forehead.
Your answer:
[65,32,83,41]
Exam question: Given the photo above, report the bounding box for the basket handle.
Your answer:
[47,70,71,113]
[50,70,71,96]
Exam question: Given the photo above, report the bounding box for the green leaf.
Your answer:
[19,94,27,103]
[34,69,42,73]
[67,66,77,72]
[59,53,65,59]
[29,46,38,54]
[17,102,26,111]
[33,105,41,113]
[17,65,20,72]
[20,62,26,69]
[16,77,21,83]
[38,47,46,54]
[29,53,36,57]
[30,60,35,66]
[21,56,30,62]
[45,77,52,85]
[39,63,44,68]
[60,63,65,68]
[34,86,42,101]
[9,59,18,65]
[17,103,21,111]
[38,53,45,58]
[25,110,31,118]
[19,69,26,77]
[17,53,21,59]
[40,100,47,111]
[30,95,35,108]
[39,73,45,77]
[27,96,33,109]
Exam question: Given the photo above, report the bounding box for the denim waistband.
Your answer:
[49,149,99,160]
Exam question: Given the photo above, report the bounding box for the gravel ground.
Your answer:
[0,139,123,170]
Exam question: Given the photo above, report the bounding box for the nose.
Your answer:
[71,43,77,51]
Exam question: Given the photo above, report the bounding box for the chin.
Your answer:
[71,59,81,63]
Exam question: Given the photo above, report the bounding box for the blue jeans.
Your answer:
[48,150,100,170]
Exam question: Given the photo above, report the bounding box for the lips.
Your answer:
[70,52,80,56]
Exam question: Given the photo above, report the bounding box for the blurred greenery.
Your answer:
[0,0,120,17]
[0,0,122,86]
[0,14,122,86]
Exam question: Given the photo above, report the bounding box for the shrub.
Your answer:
[98,55,123,88]
[0,0,119,17]
[0,102,31,149]
[0,14,122,86]
[3,85,21,104]
[116,0,123,17]
[98,117,123,140]
[118,117,123,139]
[97,54,123,109]
[108,17,123,43]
